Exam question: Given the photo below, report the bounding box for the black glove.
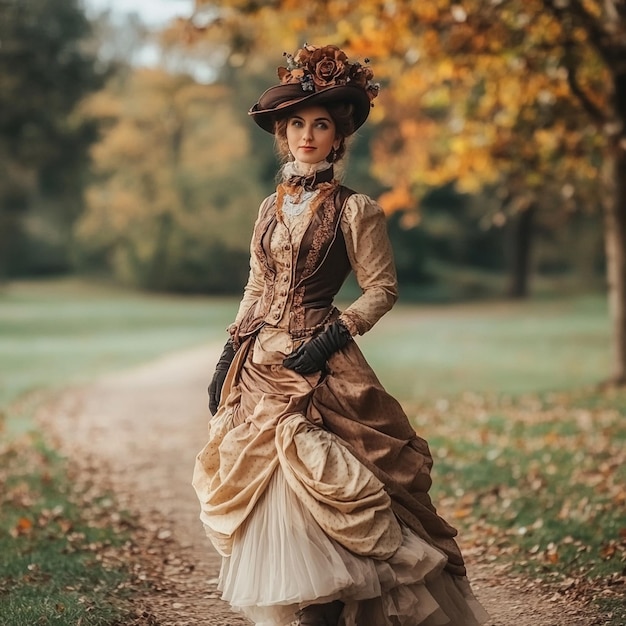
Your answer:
[283,321,352,375]
[208,339,237,415]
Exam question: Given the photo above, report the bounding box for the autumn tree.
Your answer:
[77,67,262,292]
[185,0,626,384]
[0,0,104,278]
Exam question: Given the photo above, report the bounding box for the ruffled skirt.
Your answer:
[193,336,489,625]
[220,468,488,626]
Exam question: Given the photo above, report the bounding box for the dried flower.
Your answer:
[276,43,379,102]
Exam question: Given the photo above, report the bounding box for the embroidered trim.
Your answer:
[289,187,339,332]
[253,194,277,279]
[339,310,368,336]
[289,307,338,339]
[300,188,339,281]
[247,185,357,339]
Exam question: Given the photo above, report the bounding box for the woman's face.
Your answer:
[285,105,340,166]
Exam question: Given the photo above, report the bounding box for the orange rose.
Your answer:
[308,45,349,88]
[280,44,377,98]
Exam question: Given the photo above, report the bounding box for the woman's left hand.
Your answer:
[283,321,351,375]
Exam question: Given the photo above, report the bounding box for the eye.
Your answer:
[289,119,303,127]
[315,121,330,130]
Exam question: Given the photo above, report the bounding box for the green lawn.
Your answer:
[0,279,238,423]
[358,294,611,399]
[2,280,612,412]
[359,293,624,620]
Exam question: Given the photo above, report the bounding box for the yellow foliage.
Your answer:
[584,0,603,17]
[187,0,609,213]
[413,3,443,24]
[76,65,256,272]
[79,90,122,120]
[399,119,421,140]
[378,184,414,215]
[421,29,441,54]
[437,58,455,81]
[534,129,560,154]
[90,120,147,168]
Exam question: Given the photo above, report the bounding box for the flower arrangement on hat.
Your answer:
[249,43,380,134]
[279,44,379,100]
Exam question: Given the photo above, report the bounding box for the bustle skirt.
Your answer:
[192,337,489,626]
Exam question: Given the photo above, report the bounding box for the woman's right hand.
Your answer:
[208,339,237,415]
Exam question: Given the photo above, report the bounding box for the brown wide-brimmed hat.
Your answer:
[249,44,379,134]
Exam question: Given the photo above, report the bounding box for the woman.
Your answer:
[193,44,489,626]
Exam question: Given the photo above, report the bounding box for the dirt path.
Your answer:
[41,346,601,626]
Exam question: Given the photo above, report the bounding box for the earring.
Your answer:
[328,148,337,163]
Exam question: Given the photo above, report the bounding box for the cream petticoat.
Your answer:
[219,468,489,626]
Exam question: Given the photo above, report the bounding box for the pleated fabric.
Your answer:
[192,337,490,625]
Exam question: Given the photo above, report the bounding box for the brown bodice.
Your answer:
[233,184,355,344]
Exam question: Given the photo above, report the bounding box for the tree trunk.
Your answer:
[507,205,536,299]
[147,212,173,290]
[603,73,626,385]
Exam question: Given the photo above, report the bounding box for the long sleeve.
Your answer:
[338,194,398,335]
[229,196,273,332]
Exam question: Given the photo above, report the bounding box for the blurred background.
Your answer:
[0,0,613,299]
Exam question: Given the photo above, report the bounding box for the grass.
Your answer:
[358,294,611,399]
[0,278,238,625]
[1,278,237,432]
[417,390,626,622]
[1,279,623,622]
[0,435,135,625]
[413,390,626,576]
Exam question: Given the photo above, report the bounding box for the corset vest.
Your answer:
[234,185,355,343]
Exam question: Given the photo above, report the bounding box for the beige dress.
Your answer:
[193,165,489,626]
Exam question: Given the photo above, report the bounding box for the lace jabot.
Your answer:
[276,161,338,220]
[281,161,335,191]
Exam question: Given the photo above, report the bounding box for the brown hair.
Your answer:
[273,102,356,164]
